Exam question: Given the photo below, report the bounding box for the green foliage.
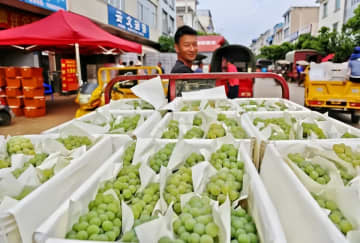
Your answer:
[259,42,294,61]
[158,35,175,52]
[197,32,220,36]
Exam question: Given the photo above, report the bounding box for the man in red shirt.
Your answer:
[222,58,239,99]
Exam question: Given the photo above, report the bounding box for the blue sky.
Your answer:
[198,0,319,45]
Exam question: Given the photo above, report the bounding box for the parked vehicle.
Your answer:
[285,49,322,81]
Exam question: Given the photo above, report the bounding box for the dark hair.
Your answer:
[174,25,197,44]
[129,61,134,66]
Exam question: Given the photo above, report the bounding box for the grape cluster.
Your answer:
[133,100,154,110]
[123,142,136,167]
[11,153,49,179]
[130,182,160,220]
[172,196,219,243]
[180,101,201,111]
[193,115,203,126]
[288,153,330,185]
[121,216,158,242]
[210,144,244,171]
[110,114,141,133]
[0,159,10,169]
[184,127,204,139]
[312,194,353,235]
[333,144,360,167]
[149,143,176,173]
[39,167,55,183]
[253,117,293,140]
[164,167,193,214]
[204,168,243,204]
[184,152,205,168]
[15,186,35,200]
[231,207,259,243]
[206,124,226,139]
[302,123,327,139]
[57,136,92,150]
[217,114,247,139]
[66,192,122,241]
[341,132,358,138]
[7,137,35,155]
[162,120,179,139]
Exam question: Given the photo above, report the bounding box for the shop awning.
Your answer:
[0,10,142,53]
[197,35,226,52]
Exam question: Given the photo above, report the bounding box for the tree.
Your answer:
[259,42,294,61]
[158,35,175,52]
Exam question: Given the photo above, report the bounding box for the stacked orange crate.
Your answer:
[5,67,23,116]
[0,67,6,105]
[21,67,46,117]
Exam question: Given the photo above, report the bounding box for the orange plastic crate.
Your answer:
[20,67,43,78]
[0,77,5,87]
[9,106,24,116]
[22,77,44,88]
[24,107,46,117]
[22,87,44,98]
[5,67,21,78]
[6,77,21,88]
[6,96,23,107]
[5,87,22,97]
[24,97,45,108]
[0,96,6,105]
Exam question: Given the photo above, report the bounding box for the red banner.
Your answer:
[61,59,78,92]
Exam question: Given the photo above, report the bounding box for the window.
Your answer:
[333,22,338,31]
[335,0,341,11]
[162,10,168,35]
[284,28,289,38]
[323,2,328,18]
[107,0,123,10]
[137,0,157,28]
[169,16,174,34]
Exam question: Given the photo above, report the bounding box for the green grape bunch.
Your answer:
[184,152,205,168]
[66,192,122,241]
[313,194,353,235]
[253,117,292,140]
[341,132,358,138]
[204,168,243,204]
[333,144,360,167]
[57,136,92,150]
[39,167,55,183]
[164,167,193,214]
[121,215,158,242]
[162,120,180,139]
[184,127,205,139]
[123,142,136,167]
[0,159,10,169]
[210,144,244,171]
[111,114,141,133]
[217,114,248,139]
[11,153,49,179]
[231,207,259,243]
[206,124,226,139]
[193,115,203,126]
[15,186,35,200]
[172,196,220,243]
[302,123,327,139]
[181,101,201,111]
[7,137,35,155]
[149,143,176,173]
[130,182,160,220]
[288,153,330,185]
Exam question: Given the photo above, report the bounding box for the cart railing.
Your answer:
[104,72,290,104]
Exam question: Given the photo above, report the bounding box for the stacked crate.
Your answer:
[21,67,46,117]
[5,67,23,116]
[0,67,6,105]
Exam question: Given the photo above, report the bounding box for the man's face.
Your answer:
[175,34,198,63]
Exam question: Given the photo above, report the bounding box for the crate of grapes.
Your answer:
[43,110,160,137]
[234,98,309,113]
[163,97,238,112]
[99,98,155,112]
[260,141,360,243]
[34,138,287,243]
[0,134,122,243]
[148,111,251,141]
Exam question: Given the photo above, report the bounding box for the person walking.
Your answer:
[222,57,239,99]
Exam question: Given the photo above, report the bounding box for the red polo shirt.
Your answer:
[227,63,239,86]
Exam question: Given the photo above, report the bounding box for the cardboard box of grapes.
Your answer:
[233,98,309,113]
[99,98,155,112]
[162,97,238,112]
[260,140,360,243]
[148,111,251,141]
[33,137,287,243]
[43,110,160,137]
[0,134,130,243]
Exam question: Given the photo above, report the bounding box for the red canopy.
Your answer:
[322,53,335,62]
[0,10,142,53]
[197,36,225,52]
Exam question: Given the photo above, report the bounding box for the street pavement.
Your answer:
[254,78,360,128]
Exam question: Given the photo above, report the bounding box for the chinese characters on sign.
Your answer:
[108,4,150,39]
[20,0,67,12]
[198,40,217,46]
[0,8,40,29]
[61,59,78,92]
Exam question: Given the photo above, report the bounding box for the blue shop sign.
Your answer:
[21,0,67,11]
[108,5,150,39]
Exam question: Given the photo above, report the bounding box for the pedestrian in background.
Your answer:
[222,57,239,99]
[349,46,360,83]
[157,62,165,74]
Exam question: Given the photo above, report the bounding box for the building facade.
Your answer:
[282,6,319,43]
[176,0,206,32]
[345,0,360,22]
[197,9,215,33]
[318,0,346,32]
